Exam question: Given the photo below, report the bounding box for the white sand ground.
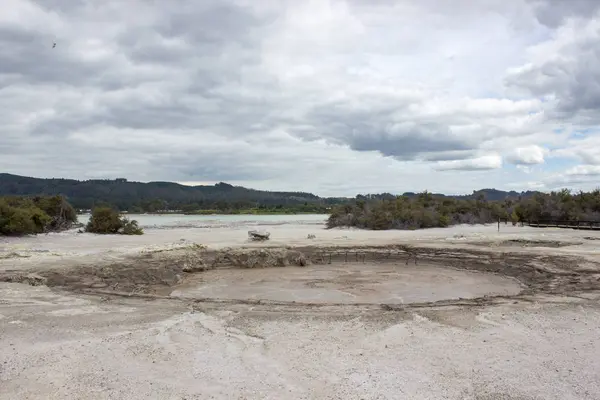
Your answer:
[2,283,600,399]
[2,222,600,399]
[2,223,600,271]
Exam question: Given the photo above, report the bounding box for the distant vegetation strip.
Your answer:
[0,173,342,212]
[4,173,600,234]
[327,189,600,230]
[0,173,538,214]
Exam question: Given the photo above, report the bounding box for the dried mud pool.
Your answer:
[3,244,599,308]
[172,263,522,304]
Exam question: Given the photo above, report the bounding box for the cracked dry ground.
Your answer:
[2,243,600,399]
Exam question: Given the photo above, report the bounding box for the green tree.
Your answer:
[85,207,143,235]
[510,210,519,225]
[0,195,75,236]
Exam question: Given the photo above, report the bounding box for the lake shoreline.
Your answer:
[182,211,330,216]
[75,213,329,230]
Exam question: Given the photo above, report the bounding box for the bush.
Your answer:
[85,207,144,235]
[121,218,144,235]
[510,210,519,226]
[0,204,48,235]
[326,187,600,231]
[327,192,508,231]
[0,196,74,236]
[32,195,77,230]
[438,214,450,227]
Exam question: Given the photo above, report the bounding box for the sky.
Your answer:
[2,0,600,196]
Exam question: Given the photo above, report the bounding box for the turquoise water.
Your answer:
[77,213,328,230]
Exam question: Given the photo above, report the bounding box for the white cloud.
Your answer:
[551,135,600,165]
[543,164,600,191]
[434,154,503,171]
[506,145,546,165]
[565,165,600,176]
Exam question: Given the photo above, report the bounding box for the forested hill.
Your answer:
[358,188,539,202]
[0,173,537,212]
[0,173,334,211]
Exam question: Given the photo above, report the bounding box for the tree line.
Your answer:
[0,173,338,212]
[4,188,600,235]
[1,173,543,215]
[327,189,600,230]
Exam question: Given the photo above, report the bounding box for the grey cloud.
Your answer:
[420,150,479,162]
[30,0,86,13]
[1,129,289,184]
[435,165,495,172]
[125,40,191,66]
[0,0,493,170]
[577,150,600,165]
[506,29,600,124]
[121,2,266,66]
[0,0,570,194]
[101,102,203,131]
[348,129,470,160]
[154,1,266,45]
[529,0,600,27]
[544,175,600,190]
[433,154,503,171]
[302,102,473,160]
[0,26,118,88]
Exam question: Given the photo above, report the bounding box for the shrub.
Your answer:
[32,195,78,230]
[327,191,512,231]
[510,210,519,226]
[0,196,72,236]
[85,207,144,235]
[121,218,144,235]
[0,203,49,235]
[438,214,450,227]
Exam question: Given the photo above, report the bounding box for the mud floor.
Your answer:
[172,263,523,304]
[3,244,599,304]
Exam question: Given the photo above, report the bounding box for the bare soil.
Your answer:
[2,244,600,308]
[3,225,600,399]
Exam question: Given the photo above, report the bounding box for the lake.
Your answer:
[77,213,328,230]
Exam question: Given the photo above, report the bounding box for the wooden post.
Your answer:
[497,218,500,232]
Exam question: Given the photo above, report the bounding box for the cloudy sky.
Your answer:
[1,0,600,196]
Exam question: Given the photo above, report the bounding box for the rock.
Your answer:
[24,273,47,286]
[182,264,209,273]
[180,246,210,273]
[182,255,208,273]
[248,230,270,241]
[293,253,310,266]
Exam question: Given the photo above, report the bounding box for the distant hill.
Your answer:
[452,188,540,201]
[0,173,333,211]
[358,188,540,202]
[0,173,539,211]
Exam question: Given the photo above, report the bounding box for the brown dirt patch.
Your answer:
[1,245,600,306]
